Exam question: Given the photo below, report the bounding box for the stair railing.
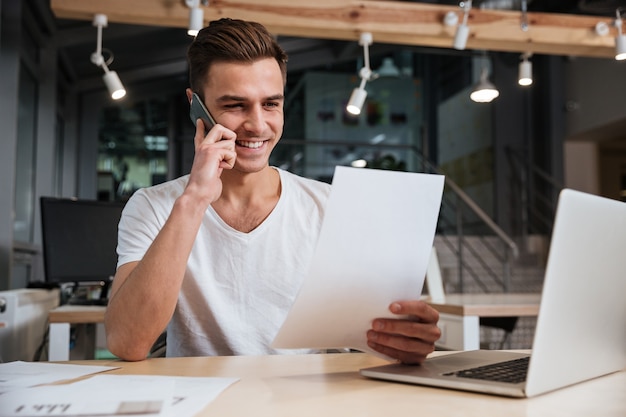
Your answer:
[505,146,563,240]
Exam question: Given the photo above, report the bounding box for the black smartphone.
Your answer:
[189,92,217,132]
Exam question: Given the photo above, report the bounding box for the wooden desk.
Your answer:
[65,353,624,417]
[48,305,106,361]
[426,293,541,350]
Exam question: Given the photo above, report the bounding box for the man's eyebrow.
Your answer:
[217,94,284,102]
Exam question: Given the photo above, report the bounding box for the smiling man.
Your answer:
[104,18,440,363]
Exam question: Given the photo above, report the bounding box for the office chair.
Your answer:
[149,331,167,358]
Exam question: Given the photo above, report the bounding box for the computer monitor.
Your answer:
[40,197,125,301]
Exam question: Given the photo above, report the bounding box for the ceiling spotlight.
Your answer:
[443,11,459,27]
[346,32,377,116]
[188,8,203,36]
[102,71,126,100]
[470,55,499,103]
[615,8,626,60]
[186,0,208,37]
[453,0,472,50]
[518,53,533,86]
[346,87,368,115]
[90,14,126,100]
[595,21,609,37]
[376,57,400,77]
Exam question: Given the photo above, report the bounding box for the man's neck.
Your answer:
[211,166,282,233]
[218,165,279,204]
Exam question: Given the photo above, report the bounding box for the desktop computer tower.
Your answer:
[0,288,60,362]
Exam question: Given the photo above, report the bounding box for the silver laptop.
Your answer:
[361,189,626,397]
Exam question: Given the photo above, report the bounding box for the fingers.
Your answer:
[193,119,207,148]
[371,317,441,343]
[218,146,237,170]
[367,300,441,365]
[390,300,440,324]
[371,301,440,340]
[193,119,237,148]
[193,120,237,170]
[185,121,237,205]
[366,337,433,365]
[367,326,438,365]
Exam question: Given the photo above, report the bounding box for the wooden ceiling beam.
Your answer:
[50,0,619,59]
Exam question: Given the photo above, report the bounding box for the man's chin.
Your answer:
[229,162,271,175]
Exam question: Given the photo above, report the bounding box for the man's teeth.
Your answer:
[237,140,263,149]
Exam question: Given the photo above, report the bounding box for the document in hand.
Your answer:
[272,166,444,358]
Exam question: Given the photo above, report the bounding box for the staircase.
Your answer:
[433,235,547,294]
[432,234,549,349]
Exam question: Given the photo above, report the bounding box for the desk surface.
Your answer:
[66,352,624,417]
[48,305,106,324]
[426,293,541,317]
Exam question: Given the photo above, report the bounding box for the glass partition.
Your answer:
[14,66,38,243]
[97,98,169,202]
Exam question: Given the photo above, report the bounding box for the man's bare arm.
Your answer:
[105,121,237,361]
[104,194,208,361]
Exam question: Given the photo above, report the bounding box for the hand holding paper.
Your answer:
[366,299,442,364]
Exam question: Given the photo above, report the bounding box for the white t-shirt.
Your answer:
[117,168,331,357]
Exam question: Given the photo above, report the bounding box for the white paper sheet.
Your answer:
[98,375,239,417]
[0,374,238,417]
[0,361,118,395]
[272,166,444,358]
[0,375,174,416]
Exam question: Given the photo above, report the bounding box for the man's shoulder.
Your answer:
[126,175,189,210]
[276,168,331,195]
[135,175,189,198]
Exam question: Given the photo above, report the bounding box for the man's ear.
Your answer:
[185,88,193,103]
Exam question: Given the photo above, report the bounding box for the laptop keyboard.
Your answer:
[443,356,530,384]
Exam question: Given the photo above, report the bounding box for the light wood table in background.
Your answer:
[425,293,541,350]
[48,305,106,361]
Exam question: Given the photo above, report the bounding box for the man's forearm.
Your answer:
[105,194,208,360]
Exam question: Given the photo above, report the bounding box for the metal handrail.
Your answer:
[440,175,519,258]
[505,146,563,237]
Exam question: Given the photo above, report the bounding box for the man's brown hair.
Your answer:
[187,18,288,96]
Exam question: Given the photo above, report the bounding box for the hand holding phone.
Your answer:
[189,92,216,134]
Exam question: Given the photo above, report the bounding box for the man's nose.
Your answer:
[243,106,265,133]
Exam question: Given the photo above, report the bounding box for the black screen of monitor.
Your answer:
[40,197,125,285]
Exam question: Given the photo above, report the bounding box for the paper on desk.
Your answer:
[0,374,174,416]
[0,373,239,417]
[272,166,444,359]
[0,361,118,395]
[82,375,239,417]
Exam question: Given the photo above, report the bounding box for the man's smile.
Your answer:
[236,140,266,149]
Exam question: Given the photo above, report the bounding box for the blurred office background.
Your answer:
[2,0,625,304]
